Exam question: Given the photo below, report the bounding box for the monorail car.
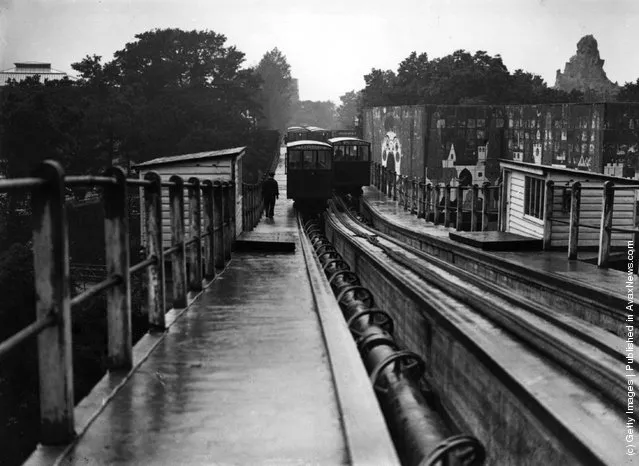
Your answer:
[285,126,310,143]
[286,140,333,207]
[329,136,371,194]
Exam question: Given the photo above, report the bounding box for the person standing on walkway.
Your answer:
[262,172,279,218]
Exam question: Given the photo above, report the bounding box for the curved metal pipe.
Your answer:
[302,215,486,466]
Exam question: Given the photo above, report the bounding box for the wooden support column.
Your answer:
[543,180,554,250]
[143,172,165,328]
[213,181,225,269]
[598,181,615,267]
[568,181,582,260]
[103,166,132,370]
[188,177,203,292]
[169,175,187,308]
[228,180,236,249]
[202,180,216,280]
[31,160,75,445]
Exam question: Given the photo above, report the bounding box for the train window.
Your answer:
[361,145,370,161]
[303,150,314,168]
[317,151,331,169]
[288,150,302,169]
[334,148,345,161]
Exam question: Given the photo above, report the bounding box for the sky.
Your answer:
[0,0,638,103]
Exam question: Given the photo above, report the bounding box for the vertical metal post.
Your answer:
[417,180,425,218]
[202,180,216,280]
[444,184,451,227]
[412,178,418,214]
[456,185,463,231]
[433,185,440,225]
[392,173,398,201]
[188,178,203,292]
[143,172,165,328]
[213,181,225,269]
[31,160,74,444]
[481,183,490,232]
[543,180,554,250]
[470,184,478,232]
[103,167,132,370]
[169,175,187,308]
[568,181,582,260]
[498,181,505,231]
[598,181,615,267]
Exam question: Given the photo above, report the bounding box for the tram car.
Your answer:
[305,126,331,143]
[328,136,371,194]
[286,140,333,208]
[285,126,310,143]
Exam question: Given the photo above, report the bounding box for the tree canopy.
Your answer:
[255,48,296,131]
[361,49,585,107]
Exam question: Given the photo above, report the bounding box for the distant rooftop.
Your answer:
[134,147,247,168]
[0,62,75,86]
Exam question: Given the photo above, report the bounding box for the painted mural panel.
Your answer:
[503,103,605,172]
[363,106,425,179]
[602,103,639,178]
[424,105,503,186]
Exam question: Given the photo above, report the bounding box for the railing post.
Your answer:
[31,160,74,444]
[393,173,398,201]
[471,184,478,232]
[228,180,236,246]
[143,172,165,328]
[202,180,216,280]
[213,181,225,269]
[418,180,425,218]
[456,185,464,231]
[412,178,418,214]
[444,184,451,227]
[169,175,187,308]
[568,181,581,260]
[433,184,440,225]
[498,181,506,231]
[481,183,490,232]
[598,181,615,267]
[222,181,232,261]
[103,166,132,370]
[188,177,203,292]
[403,176,409,210]
[543,180,554,250]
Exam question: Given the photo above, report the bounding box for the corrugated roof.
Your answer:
[328,137,368,144]
[134,147,247,168]
[286,140,332,149]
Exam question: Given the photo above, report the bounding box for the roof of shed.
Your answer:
[134,147,246,168]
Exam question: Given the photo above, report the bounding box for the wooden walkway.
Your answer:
[26,153,398,466]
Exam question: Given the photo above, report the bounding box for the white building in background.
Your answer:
[0,62,75,86]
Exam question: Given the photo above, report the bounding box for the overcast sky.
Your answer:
[0,0,637,103]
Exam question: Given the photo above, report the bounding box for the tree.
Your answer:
[255,48,295,131]
[361,68,397,107]
[290,100,336,129]
[618,79,639,102]
[335,90,363,129]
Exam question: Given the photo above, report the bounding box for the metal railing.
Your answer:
[543,180,639,268]
[0,160,236,445]
[241,149,281,232]
[371,162,503,232]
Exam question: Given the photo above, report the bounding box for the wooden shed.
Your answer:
[134,147,245,249]
[501,160,637,248]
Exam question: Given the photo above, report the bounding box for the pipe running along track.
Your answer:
[300,209,486,466]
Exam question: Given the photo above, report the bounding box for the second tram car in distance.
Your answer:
[286,139,333,208]
[305,126,331,143]
[285,126,310,143]
[329,136,372,195]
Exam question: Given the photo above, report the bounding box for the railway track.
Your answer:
[322,195,631,465]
